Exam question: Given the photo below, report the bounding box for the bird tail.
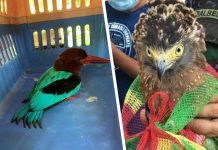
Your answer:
[11,104,29,123]
[11,104,43,128]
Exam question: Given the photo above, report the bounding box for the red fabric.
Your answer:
[122,104,137,139]
[206,63,218,78]
[179,129,205,145]
[136,92,186,150]
[123,63,218,149]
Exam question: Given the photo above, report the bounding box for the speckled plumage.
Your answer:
[132,0,208,113]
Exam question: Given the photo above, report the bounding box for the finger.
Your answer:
[140,109,146,124]
[140,109,148,126]
[187,119,218,137]
[210,95,218,103]
[197,103,218,117]
[208,118,218,137]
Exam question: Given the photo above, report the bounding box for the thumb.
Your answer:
[140,108,149,126]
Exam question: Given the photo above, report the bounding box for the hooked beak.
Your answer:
[80,55,110,64]
[156,59,171,80]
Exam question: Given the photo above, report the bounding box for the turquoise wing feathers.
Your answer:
[11,67,81,128]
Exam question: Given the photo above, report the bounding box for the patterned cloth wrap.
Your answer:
[122,64,218,150]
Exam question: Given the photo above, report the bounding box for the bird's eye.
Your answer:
[176,48,181,53]
[175,44,184,56]
[146,49,152,57]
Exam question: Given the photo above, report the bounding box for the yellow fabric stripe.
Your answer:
[165,132,206,150]
[125,88,143,114]
[157,138,174,150]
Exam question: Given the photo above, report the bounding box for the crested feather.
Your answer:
[133,2,204,50]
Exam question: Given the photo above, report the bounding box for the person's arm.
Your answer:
[111,43,139,78]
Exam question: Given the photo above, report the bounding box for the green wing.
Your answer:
[11,67,81,128]
[158,74,218,133]
[24,67,73,101]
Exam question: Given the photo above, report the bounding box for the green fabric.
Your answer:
[125,76,144,150]
[204,138,218,150]
[158,74,218,134]
[125,73,218,149]
[178,136,201,150]
[131,76,144,103]
[126,136,140,150]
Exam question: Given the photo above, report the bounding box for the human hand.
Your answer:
[140,108,148,126]
[139,95,218,137]
[187,95,218,137]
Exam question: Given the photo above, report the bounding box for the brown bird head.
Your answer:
[54,48,110,76]
[133,0,207,80]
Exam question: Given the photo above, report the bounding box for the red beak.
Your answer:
[80,55,110,64]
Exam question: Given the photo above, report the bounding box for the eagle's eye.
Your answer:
[176,48,181,53]
[146,49,152,57]
[175,44,184,56]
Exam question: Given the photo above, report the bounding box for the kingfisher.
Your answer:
[11,48,110,128]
